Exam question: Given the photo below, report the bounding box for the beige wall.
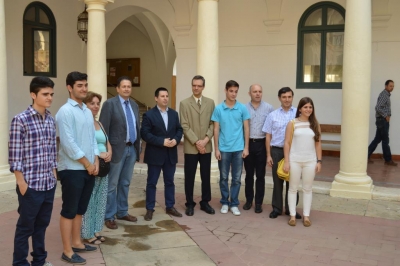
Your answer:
[5,0,87,120]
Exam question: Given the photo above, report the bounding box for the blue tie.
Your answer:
[124,100,136,143]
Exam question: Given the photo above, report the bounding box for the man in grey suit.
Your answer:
[99,76,141,229]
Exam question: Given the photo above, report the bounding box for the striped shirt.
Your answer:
[8,106,57,191]
[246,101,274,139]
[375,89,391,118]
[262,106,297,147]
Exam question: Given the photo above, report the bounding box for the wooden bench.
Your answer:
[320,124,341,146]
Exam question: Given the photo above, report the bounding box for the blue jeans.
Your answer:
[13,186,55,266]
[218,151,243,207]
[105,145,137,221]
[368,117,392,162]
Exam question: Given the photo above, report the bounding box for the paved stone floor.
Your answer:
[1,166,399,265]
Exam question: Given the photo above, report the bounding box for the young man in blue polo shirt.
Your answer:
[211,80,250,216]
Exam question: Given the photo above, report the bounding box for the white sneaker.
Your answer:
[43,262,53,266]
[220,205,229,214]
[231,206,241,216]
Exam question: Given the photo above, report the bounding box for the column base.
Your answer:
[330,173,374,200]
[0,165,15,192]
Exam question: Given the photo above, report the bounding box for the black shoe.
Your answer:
[185,206,194,216]
[61,253,86,265]
[255,204,263,213]
[285,210,302,219]
[200,203,215,214]
[243,202,252,210]
[269,210,281,219]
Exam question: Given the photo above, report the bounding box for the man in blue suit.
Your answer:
[141,87,183,221]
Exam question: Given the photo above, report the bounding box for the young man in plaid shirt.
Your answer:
[9,77,57,266]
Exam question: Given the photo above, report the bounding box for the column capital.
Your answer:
[197,0,219,2]
[84,0,113,12]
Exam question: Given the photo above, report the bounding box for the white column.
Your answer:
[0,0,14,191]
[197,0,219,182]
[85,0,113,101]
[330,0,373,199]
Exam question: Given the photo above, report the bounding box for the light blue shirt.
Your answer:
[119,95,137,142]
[262,106,297,147]
[246,101,274,139]
[157,105,169,130]
[56,98,99,171]
[211,101,250,152]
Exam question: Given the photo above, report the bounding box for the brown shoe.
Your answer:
[368,159,374,164]
[384,160,398,166]
[144,210,154,221]
[105,220,118,230]
[303,217,312,227]
[117,214,137,222]
[166,207,182,217]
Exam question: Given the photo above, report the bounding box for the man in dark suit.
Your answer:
[99,76,141,229]
[141,87,183,221]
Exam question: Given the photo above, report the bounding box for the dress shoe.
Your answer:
[200,204,215,214]
[117,214,137,222]
[285,210,302,219]
[384,160,398,166]
[185,206,194,216]
[105,220,118,230]
[255,204,263,213]
[144,210,154,221]
[166,207,182,217]
[269,210,281,219]
[243,202,252,210]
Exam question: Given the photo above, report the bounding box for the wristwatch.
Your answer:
[317,159,322,164]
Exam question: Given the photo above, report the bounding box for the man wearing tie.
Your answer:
[141,87,183,221]
[179,75,215,216]
[100,76,141,229]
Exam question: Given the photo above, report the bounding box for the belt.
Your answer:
[126,141,134,146]
[249,138,265,142]
[271,146,283,149]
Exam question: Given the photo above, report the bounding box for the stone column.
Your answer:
[84,0,113,101]
[0,0,14,191]
[330,0,373,199]
[197,0,220,182]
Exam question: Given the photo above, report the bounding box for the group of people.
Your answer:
[9,71,395,266]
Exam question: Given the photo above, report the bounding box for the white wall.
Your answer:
[5,0,87,121]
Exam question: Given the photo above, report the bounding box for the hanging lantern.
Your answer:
[77,5,88,43]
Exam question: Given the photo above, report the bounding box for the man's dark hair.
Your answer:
[30,76,54,95]
[278,87,294,97]
[225,80,239,90]
[155,87,169,97]
[66,71,87,88]
[385,80,394,86]
[192,75,205,87]
[117,76,133,88]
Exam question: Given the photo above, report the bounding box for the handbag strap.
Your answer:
[97,121,109,152]
[288,119,295,147]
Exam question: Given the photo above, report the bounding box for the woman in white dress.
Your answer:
[283,97,322,227]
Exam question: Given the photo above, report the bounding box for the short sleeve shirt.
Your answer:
[211,101,250,152]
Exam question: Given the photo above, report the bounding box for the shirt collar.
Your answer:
[383,89,391,97]
[157,105,169,112]
[222,100,238,109]
[193,95,202,103]
[67,98,87,110]
[278,106,295,113]
[119,95,130,104]
[247,101,264,110]
[27,105,51,117]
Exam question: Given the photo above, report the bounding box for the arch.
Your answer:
[23,1,57,77]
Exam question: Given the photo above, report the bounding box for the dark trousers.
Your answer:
[184,153,212,207]
[13,185,56,266]
[243,140,266,205]
[271,147,299,213]
[368,117,392,162]
[146,160,176,211]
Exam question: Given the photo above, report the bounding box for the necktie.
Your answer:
[197,99,201,109]
[124,100,136,142]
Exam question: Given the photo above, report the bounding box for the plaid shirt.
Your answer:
[9,106,57,191]
[375,89,391,118]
